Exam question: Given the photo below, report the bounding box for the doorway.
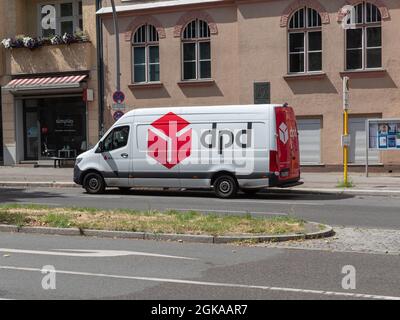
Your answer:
[0,93,3,163]
[22,97,87,161]
[23,105,39,160]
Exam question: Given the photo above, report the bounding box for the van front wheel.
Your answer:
[214,175,238,199]
[84,172,105,194]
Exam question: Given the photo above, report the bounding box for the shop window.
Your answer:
[39,0,83,37]
[345,2,382,70]
[288,7,322,73]
[103,126,130,152]
[132,24,160,83]
[182,19,211,80]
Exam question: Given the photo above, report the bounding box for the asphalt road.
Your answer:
[0,232,399,300]
[0,187,400,229]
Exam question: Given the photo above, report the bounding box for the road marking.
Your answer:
[0,265,398,300]
[167,208,288,216]
[227,200,321,206]
[0,249,197,260]
[79,195,124,199]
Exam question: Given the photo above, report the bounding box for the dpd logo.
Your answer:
[148,113,192,169]
[279,123,289,144]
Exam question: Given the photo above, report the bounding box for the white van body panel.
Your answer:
[75,105,287,190]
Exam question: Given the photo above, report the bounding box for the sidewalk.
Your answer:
[0,166,399,195]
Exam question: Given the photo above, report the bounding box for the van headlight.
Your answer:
[75,158,83,166]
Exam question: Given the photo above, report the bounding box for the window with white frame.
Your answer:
[288,7,322,73]
[39,1,83,37]
[132,24,160,83]
[182,19,211,80]
[345,2,382,70]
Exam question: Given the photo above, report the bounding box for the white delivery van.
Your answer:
[74,105,302,198]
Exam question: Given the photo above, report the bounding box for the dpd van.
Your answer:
[74,105,302,198]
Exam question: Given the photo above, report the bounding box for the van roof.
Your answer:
[123,104,286,118]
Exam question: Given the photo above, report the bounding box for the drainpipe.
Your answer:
[110,0,121,92]
[96,0,105,138]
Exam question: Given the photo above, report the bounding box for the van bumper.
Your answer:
[269,175,303,188]
[73,165,83,185]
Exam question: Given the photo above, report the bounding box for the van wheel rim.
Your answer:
[219,181,231,194]
[88,178,99,190]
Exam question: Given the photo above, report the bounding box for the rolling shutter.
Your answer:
[297,118,321,165]
[349,117,379,164]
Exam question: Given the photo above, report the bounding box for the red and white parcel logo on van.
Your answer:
[279,123,289,144]
[148,112,192,169]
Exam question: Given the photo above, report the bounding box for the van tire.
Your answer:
[84,172,105,194]
[214,175,238,199]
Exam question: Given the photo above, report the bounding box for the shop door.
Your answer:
[24,108,39,160]
[0,98,3,163]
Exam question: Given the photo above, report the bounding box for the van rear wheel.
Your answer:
[84,172,105,194]
[214,175,238,199]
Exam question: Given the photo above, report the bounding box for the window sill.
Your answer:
[340,69,387,78]
[178,79,215,87]
[128,82,163,89]
[283,72,326,81]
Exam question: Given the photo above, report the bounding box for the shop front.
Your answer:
[0,98,3,163]
[23,97,87,161]
[2,73,89,165]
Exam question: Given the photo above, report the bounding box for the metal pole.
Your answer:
[110,0,120,92]
[366,120,369,177]
[344,110,349,185]
[96,0,105,138]
[343,76,350,186]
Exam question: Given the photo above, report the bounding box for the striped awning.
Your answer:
[4,74,88,92]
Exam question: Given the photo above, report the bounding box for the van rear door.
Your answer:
[275,106,300,183]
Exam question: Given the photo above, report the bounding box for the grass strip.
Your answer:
[0,204,305,236]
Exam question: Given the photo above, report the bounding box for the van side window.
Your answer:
[103,126,130,151]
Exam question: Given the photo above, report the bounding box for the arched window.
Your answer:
[132,24,160,83]
[288,7,322,73]
[182,19,211,80]
[345,2,382,70]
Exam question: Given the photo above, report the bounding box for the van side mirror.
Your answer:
[96,141,104,153]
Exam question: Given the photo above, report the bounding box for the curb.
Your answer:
[1,181,400,196]
[0,222,334,244]
[0,182,78,188]
[268,187,400,197]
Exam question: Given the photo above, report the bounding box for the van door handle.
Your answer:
[121,153,129,159]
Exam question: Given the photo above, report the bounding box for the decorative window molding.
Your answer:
[132,24,160,84]
[181,19,212,81]
[125,15,166,42]
[281,0,330,28]
[343,1,383,71]
[287,7,323,74]
[337,0,390,22]
[174,11,218,38]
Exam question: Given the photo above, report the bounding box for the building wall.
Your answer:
[0,0,100,165]
[100,0,400,167]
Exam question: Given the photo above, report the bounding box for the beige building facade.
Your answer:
[0,0,99,166]
[98,0,400,170]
